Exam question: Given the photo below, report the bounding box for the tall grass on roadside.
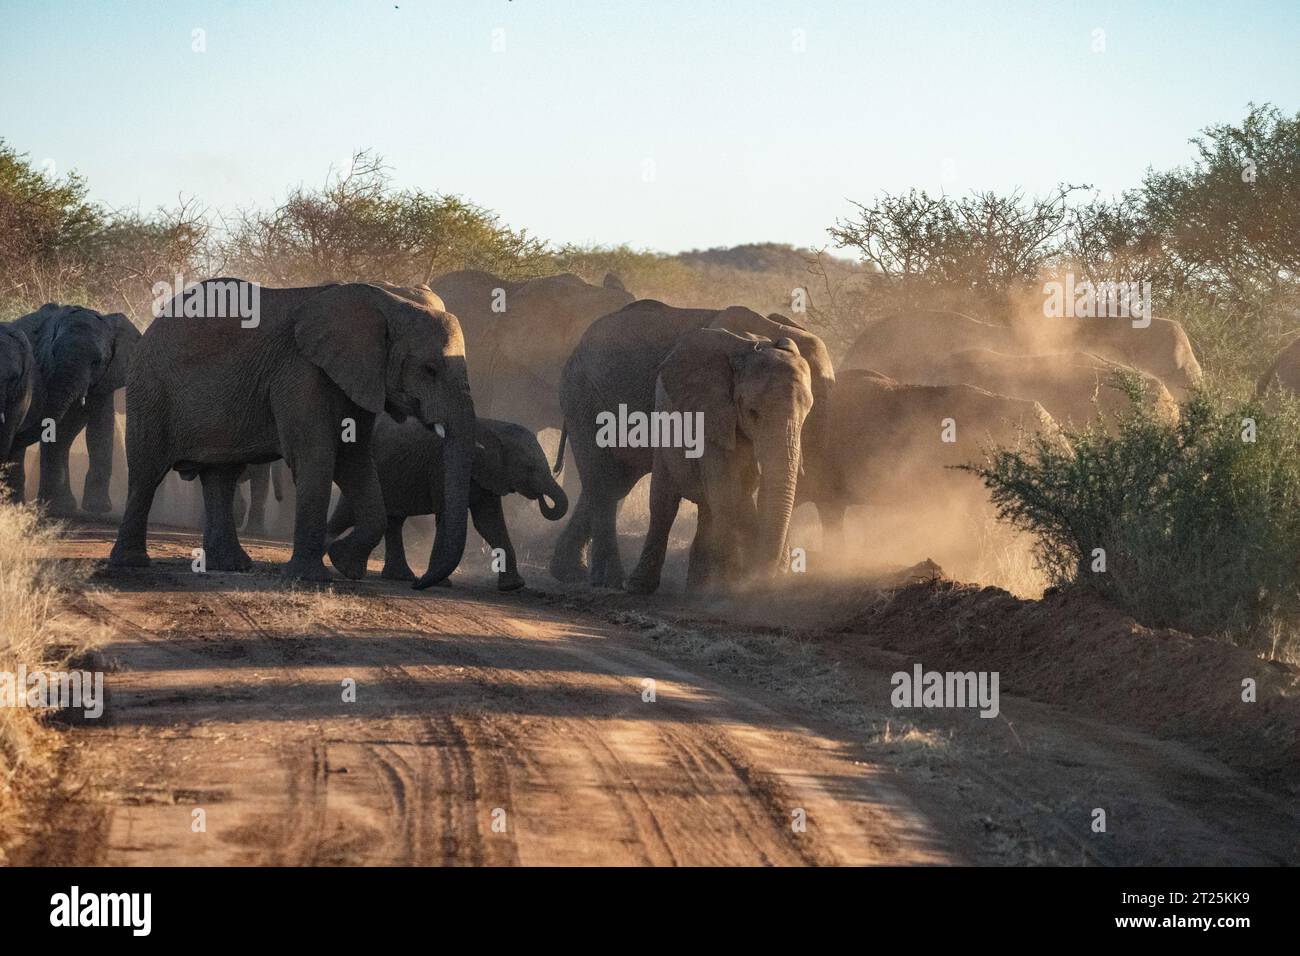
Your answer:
[964,380,1300,651]
[0,502,84,834]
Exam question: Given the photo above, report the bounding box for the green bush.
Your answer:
[966,380,1300,643]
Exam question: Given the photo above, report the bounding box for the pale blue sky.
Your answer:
[2,0,1297,251]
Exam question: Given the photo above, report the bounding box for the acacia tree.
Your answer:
[223,151,552,287]
[825,184,1083,324]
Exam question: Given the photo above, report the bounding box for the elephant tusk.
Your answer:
[434,422,446,438]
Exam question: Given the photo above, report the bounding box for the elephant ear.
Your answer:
[292,284,392,413]
[472,424,514,497]
[658,328,754,451]
[100,312,139,391]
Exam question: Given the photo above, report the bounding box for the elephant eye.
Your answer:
[424,362,439,375]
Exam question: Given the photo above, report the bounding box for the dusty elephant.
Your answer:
[550,300,835,588]
[327,415,567,590]
[1256,336,1300,397]
[0,324,36,496]
[624,329,814,595]
[7,304,140,514]
[798,369,1059,546]
[430,270,634,433]
[842,309,1201,399]
[231,460,285,536]
[926,349,1179,427]
[109,279,476,585]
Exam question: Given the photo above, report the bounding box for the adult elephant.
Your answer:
[1257,336,1300,396]
[625,330,814,594]
[430,270,633,433]
[1068,316,1201,399]
[109,279,476,585]
[798,369,1060,547]
[7,304,139,514]
[0,324,36,494]
[550,300,835,588]
[843,309,1201,398]
[926,349,1179,427]
[841,310,1019,381]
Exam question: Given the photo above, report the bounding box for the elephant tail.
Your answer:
[552,425,567,477]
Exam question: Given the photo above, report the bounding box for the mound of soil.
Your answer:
[831,578,1300,791]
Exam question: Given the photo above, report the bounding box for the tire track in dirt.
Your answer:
[29,527,957,866]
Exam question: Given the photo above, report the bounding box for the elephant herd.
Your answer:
[1,269,1237,595]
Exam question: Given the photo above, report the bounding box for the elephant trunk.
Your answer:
[414,412,475,589]
[42,355,95,425]
[754,425,802,578]
[537,479,568,521]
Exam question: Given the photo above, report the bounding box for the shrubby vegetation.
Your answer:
[967,382,1300,650]
[821,104,1300,392]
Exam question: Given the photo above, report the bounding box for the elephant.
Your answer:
[232,460,285,536]
[550,299,835,588]
[1256,335,1300,397]
[797,369,1060,547]
[842,309,1201,399]
[0,324,36,494]
[6,304,140,514]
[109,279,476,585]
[430,270,634,434]
[624,329,814,595]
[1068,316,1201,398]
[924,349,1179,427]
[327,415,568,590]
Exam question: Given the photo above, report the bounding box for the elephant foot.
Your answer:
[497,571,526,592]
[81,492,113,514]
[108,544,151,567]
[624,570,659,595]
[327,535,373,581]
[548,557,589,584]
[282,557,333,583]
[591,567,625,590]
[205,547,253,573]
[244,522,268,538]
[381,563,416,582]
[44,495,80,518]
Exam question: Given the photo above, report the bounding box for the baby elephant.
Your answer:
[328,416,567,590]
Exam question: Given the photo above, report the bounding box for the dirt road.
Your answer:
[23,523,952,866]
[14,522,1299,867]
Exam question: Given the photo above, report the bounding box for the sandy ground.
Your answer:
[9,521,1299,866]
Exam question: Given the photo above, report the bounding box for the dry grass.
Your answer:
[0,501,88,850]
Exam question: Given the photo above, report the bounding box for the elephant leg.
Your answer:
[686,504,715,593]
[2,450,24,502]
[38,405,86,515]
[626,465,681,595]
[109,457,169,567]
[200,465,252,571]
[326,493,355,539]
[232,482,248,529]
[327,444,385,580]
[818,501,846,559]
[381,515,416,582]
[549,488,594,583]
[282,448,336,583]
[589,492,625,589]
[81,391,116,514]
[471,494,523,591]
[245,465,269,535]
